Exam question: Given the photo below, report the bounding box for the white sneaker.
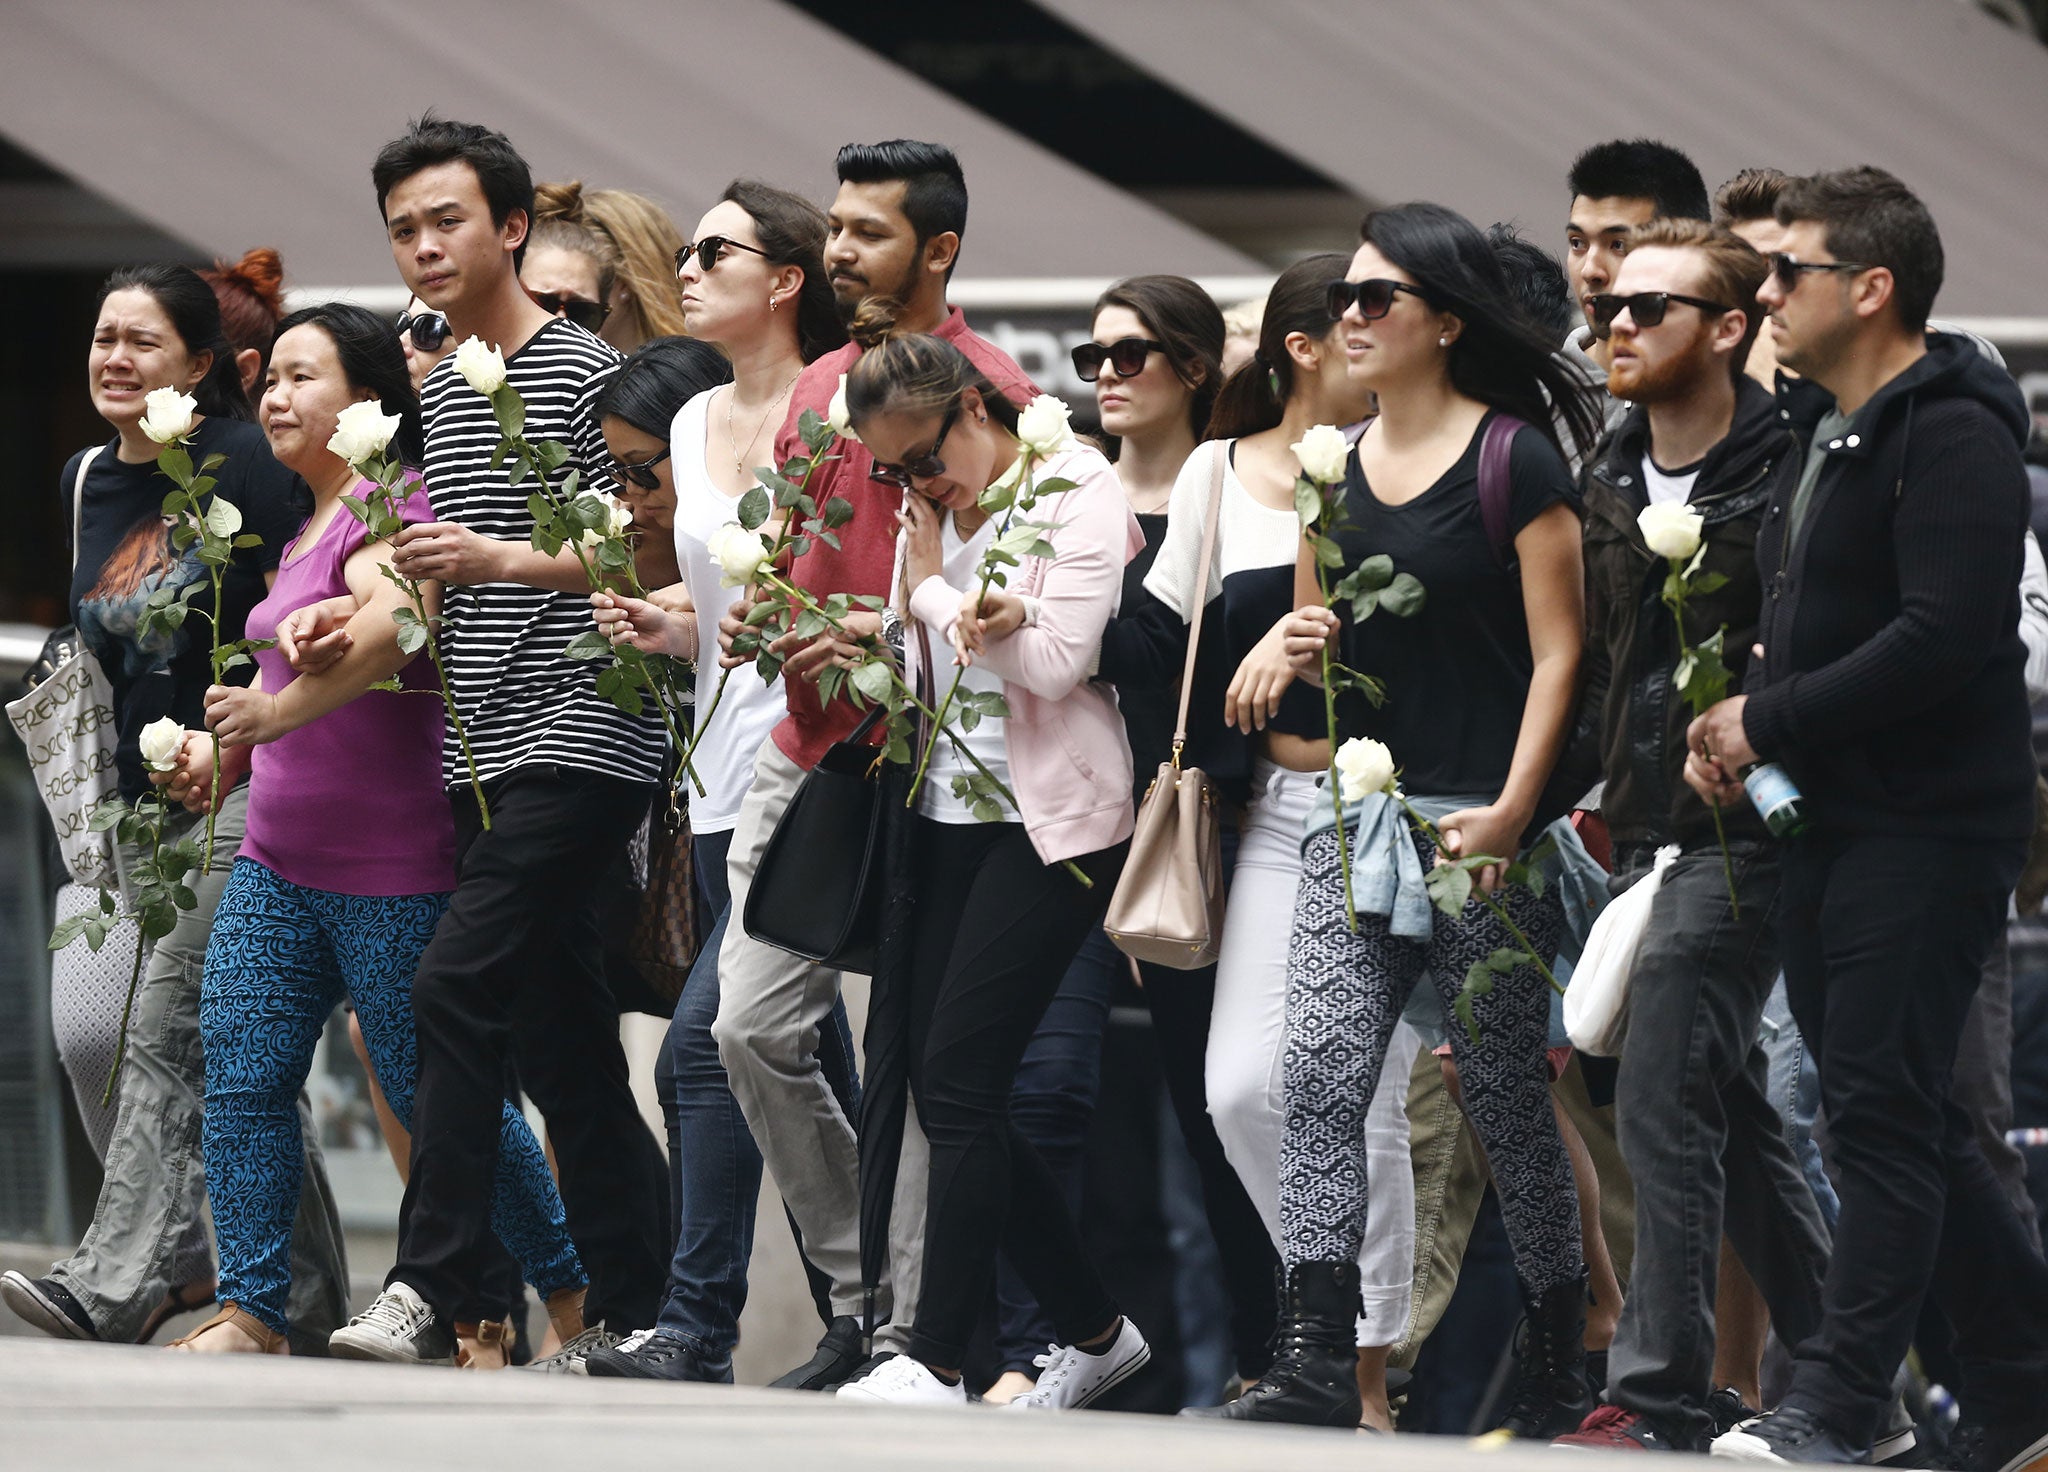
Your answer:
[329,1282,455,1365]
[519,1322,623,1375]
[834,1353,968,1407]
[1005,1319,1151,1410]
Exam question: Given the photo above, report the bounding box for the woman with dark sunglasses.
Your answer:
[1088,258,1421,1426]
[395,295,455,394]
[826,319,1149,1410]
[519,182,619,335]
[1194,203,1602,1436]
[583,180,860,1385]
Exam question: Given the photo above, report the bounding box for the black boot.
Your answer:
[1482,1270,1594,1441]
[1181,1262,1362,1427]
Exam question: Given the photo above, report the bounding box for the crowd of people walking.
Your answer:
[9,111,2048,1471]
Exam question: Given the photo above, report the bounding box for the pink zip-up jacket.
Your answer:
[904,443,1144,864]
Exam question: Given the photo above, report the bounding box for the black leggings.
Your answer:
[903,818,1127,1367]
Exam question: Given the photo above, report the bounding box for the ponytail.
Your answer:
[1204,253,1347,441]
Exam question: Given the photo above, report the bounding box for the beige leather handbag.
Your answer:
[1105,445,1228,969]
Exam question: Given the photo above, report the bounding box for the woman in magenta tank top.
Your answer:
[160,303,584,1361]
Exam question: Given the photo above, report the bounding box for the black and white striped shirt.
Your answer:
[420,318,662,788]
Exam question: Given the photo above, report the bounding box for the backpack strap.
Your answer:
[1478,413,1529,568]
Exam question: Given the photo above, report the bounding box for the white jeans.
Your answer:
[1206,760,1419,1344]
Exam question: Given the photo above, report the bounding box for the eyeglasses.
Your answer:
[395,310,452,352]
[674,236,771,274]
[608,446,671,492]
[869,403,961,490]
[532,293,611,332]
[1587,291,1734,332]
[1769,252,1872,290]
[1071,337,1167,383]
[1325,278,1432,321]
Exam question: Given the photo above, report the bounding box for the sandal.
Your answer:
[139,1281,219,1344]
[167,1302,287,1354]
[456,1317,513,1370]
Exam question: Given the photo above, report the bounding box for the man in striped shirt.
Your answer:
[328,116,666,1370]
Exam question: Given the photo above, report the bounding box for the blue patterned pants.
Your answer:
[202,858,583,1334]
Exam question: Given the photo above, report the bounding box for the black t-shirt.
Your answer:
[1118,511,1177,797]
[64,417,301,799]
[1332,413,1578,797]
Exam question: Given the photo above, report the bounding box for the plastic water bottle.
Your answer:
[1741,763,1808,839]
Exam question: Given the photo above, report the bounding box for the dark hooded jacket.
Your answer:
[1582,375,1792,852]
[1743,331,2035,842]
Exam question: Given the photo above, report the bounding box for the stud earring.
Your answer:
[769,297,778,311]
[1438,336,1448,347]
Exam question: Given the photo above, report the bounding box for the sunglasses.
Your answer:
[1769,252,1873,290]
[395,310,452,353]
[1071,337,1167,383]
[1325,278,1432,321]
[674,236,771,274]
[1588,291,1734,331]
[608,446,672,492]
[869,402,961,490]
[532,293,611,332]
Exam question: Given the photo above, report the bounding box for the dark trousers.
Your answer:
[903,819,1127,1368]
[394,765,669,1328]
[1608,844,1832,1446]
[1779,832,2048,1440]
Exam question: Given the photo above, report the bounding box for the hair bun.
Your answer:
[847,295,907,352]
[210,247,285,317]
[533,179,587,222]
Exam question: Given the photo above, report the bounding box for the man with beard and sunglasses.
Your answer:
[1554,218,1831,1453]
[708,138,1039,1390]
[1689,168,2048,1470]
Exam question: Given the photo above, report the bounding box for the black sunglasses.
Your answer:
[608,446,672,492]
[869,402,961,490]
[1588,291,1733,331]
[532,292,611,332]
[1325,278,1432,321]
[1769,252,1872,290]
[1071,337,1167,383]
[674,236,771,274]
[395,310,451,353]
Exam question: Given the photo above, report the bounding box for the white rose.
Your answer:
[827,374,857,441]
[203,497,243,539]
[138,716,187,772]
[139,388,198,445]
[708,523,773,588]
[1333,736,1397,803]
[1290,423,1350,486]
[327,398,403,468]
[1637,503,1705,561]
[576,493,633,547]
[1014,394,1074,457]
[452,336,508,396]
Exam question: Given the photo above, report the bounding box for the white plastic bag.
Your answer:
[1563,844,1679,1056]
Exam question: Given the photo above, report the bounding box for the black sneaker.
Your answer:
[586,1328,733,1383]
[328,1282,456,1365]
[0,1272,101,1341]
[1941,1419,2048,1472]
[1710,1387,1764,1438]
[1712,1407,1871,1464]
[769,1315,867,1391]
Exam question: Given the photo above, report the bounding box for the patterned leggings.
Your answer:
[1280,825,1581,1292]
[202,858,584,1334]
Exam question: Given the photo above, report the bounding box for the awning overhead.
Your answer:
[0,0,1258,289]
[1040,0,2048,316]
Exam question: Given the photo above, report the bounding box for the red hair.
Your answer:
[201,247,286,358]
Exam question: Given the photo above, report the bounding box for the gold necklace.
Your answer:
[727,370,802,477]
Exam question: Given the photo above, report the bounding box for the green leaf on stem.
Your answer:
[797,407,831,452]
[564,630,611,661]
[851,660,895,705]
[1379,572,1426,617]
[738,486,771,531]
[491,388,525,440]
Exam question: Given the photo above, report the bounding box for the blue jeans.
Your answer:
[652,829,859,1363]
[993,926,1118,1371]
[203,858,583,1335]
[1762,976,1840,1228]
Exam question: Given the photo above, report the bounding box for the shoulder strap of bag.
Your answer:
[1169,441,1229,758]
[70,445,103,573]
[1478,414,1527,568]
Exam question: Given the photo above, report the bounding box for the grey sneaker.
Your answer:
[329,1282,455,1365]
[520,1322,622,1374]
